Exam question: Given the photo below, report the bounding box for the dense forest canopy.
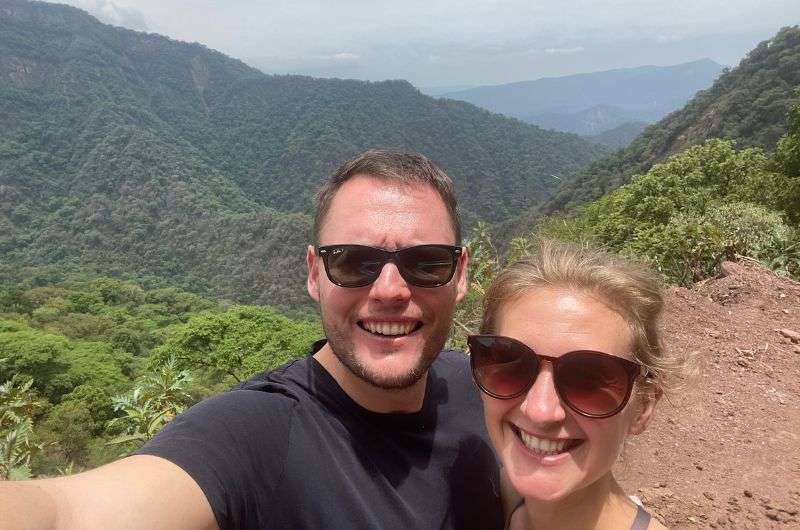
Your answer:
[0,278,321,478]
[0,0,604,309]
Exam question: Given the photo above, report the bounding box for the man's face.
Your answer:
[307,174,468,389]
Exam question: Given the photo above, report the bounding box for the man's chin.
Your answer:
[341,351,437,390]
[324,326,445,390]
[351,360,428,390]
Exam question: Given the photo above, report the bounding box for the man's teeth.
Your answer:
[519,431,570,455]
[362,321,415,336]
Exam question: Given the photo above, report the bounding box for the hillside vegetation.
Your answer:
[535,103,800,286]
[0,278,320,478]
[2,3,799,488]
[4,106,798,478]
[540,26,800,216]
[0,0,603,309]
[586,121,649,149]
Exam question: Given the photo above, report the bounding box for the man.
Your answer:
[0,149,504,529]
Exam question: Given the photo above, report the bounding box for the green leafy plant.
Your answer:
[0,374,46,480]
[106,358,192,451]
[449,225,538,350]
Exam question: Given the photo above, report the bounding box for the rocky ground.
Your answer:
[617,260,800,529]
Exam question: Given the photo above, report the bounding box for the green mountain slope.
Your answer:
[585,121,649,149]
[540,26,800,217]
[0,0,603,309]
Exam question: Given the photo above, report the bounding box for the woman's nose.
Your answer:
[519,362,567,425]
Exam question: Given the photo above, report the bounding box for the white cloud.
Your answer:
[656,34,686,43]
[333,52,359,62]
[52,0,800,85]
[543,46,585,55]
[66,0,149,31]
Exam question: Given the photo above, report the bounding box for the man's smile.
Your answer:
[358,319,424,337]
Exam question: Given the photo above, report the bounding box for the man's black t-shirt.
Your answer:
[137,343,503,530]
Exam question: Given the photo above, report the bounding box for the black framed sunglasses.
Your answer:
[316,244,462,288]
[468,334,646,418]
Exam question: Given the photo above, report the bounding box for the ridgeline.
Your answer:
[0,0,603,309]
[538,26,800,218]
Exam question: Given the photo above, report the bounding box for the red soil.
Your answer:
[617,260,800,529]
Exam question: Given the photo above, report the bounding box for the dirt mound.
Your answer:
[616,260,800,529]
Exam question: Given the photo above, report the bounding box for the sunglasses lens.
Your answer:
[321,245,458,288]
[325,246,386,287]
[469,336,538,398]
[397,246,457,287]
[557,352,632,417]
[469,335,639,417]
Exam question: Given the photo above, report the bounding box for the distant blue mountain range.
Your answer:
[437,59,725,136]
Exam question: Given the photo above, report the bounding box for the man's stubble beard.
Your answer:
[320,307,455,390]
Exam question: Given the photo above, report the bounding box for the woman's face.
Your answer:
[482,287,657,503]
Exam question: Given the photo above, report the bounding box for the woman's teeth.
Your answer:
[518,430,572,455]
[361,321,416,336]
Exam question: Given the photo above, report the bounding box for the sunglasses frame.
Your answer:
[468,334,646,418]
[316,244,463,288]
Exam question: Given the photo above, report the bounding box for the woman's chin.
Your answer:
[512,477,574,504]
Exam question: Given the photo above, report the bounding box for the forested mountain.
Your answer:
[534,108,800,286]
[536,26,800,218]
[586,122,649,149]
[441,59,723,135]
[530,104,649,136]
[0,0,603,309]
[417,84,476,97]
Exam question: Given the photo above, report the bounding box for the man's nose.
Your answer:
[519,363,567,424]
[369,261,412,302]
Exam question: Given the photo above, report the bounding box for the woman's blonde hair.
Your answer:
[480,239,685,390]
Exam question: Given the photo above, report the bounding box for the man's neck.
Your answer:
[313,343,428,413]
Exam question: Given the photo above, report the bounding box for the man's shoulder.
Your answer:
[434,348,470,364]
[431,348,472,380]
[157,381,301,437]
[429,348,482,407]
[236,354,314,392]
[157,357,316,431]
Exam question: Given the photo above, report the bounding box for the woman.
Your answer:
[470,240,683,530]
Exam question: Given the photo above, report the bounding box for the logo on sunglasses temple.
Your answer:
[318,244,462,288]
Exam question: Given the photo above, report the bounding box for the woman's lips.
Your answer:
[512,424,584,460]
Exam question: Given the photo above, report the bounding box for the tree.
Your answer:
[0,328,70,402]
[0,375,46,480]
[35,401,94,472]
[774,99,800,178]
[449,224,529,349]
[152,306,320,383]
[771,100,800,223]
[545,136,800,285]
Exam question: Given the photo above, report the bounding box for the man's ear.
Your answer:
[454,246,469,303]
[628,380,662,435]
[306,245,321,303]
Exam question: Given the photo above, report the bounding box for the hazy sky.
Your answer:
[56,0,800,88]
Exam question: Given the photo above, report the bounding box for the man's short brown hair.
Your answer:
[313,149,462,245]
